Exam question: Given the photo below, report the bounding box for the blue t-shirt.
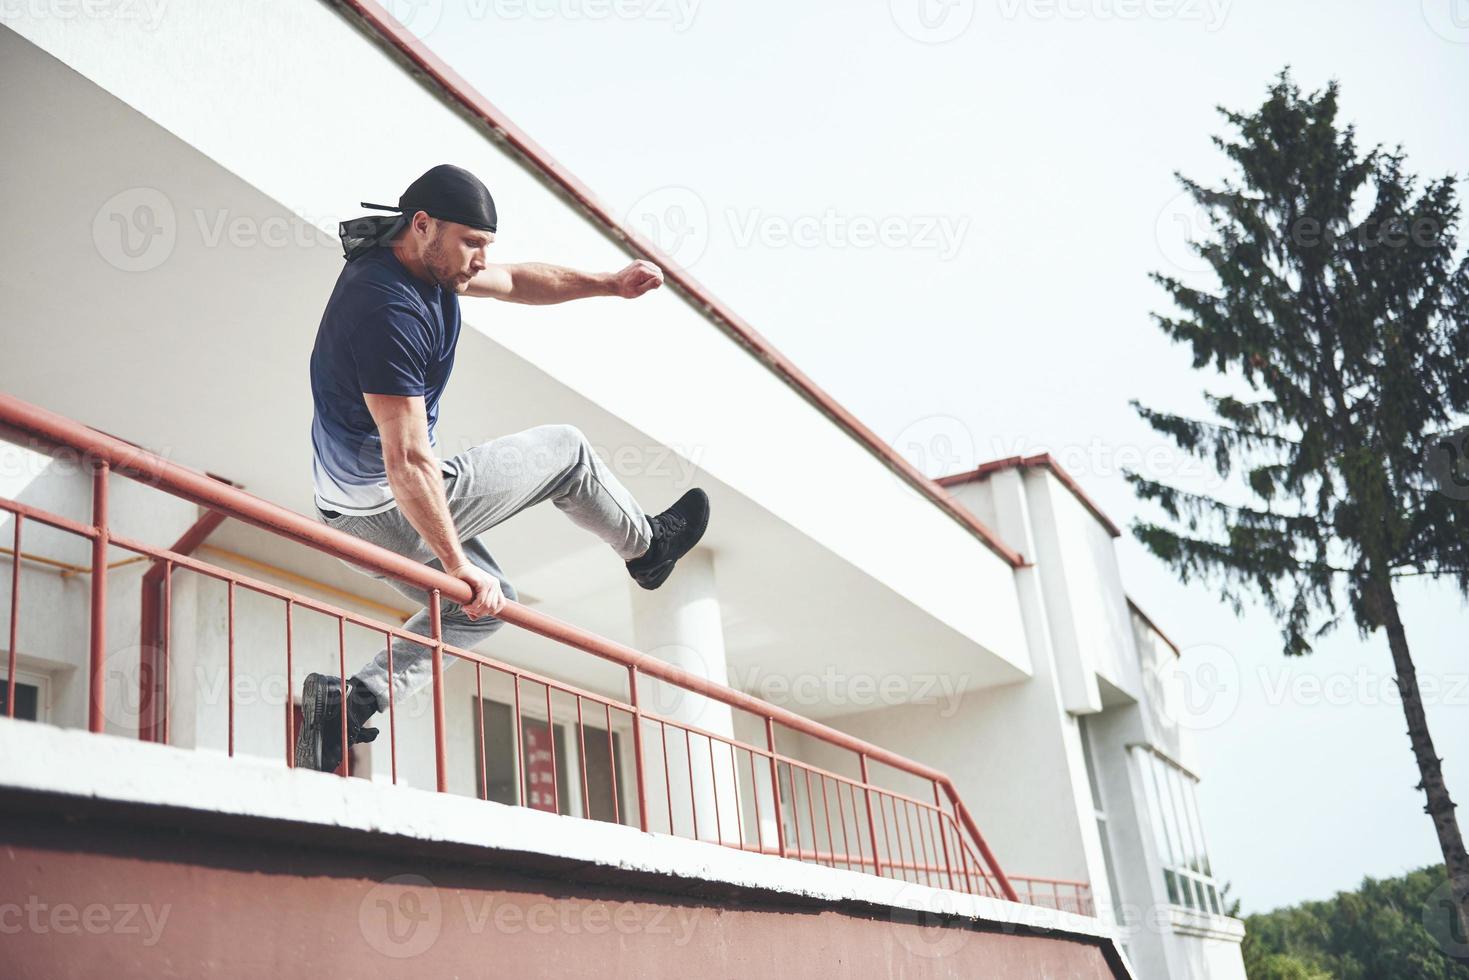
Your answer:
[309,247,461,515]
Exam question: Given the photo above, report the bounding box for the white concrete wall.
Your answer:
[945,472,1114,903]
[1077,610,1246,980]
[0,445,203,736]
[1132,606,1193,771]
[1023,469,1143,712]
[0,3,1026,674]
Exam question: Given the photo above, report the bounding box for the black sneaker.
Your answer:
[294,673,379,774]
[626,488,711,590]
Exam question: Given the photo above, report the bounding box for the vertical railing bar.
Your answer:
[728,741,744,851]
[802,767,821,865]
[227,580,236,758]
[916,805,931,884]
[819,775,837,870]
[545,684,559,815]
[7,513,20,719]
[835,777,852,871]
[604,700,621,826]
[934,783,956,891]
[927,807,945,889]
[851,783,870,873]
[898,796,919,883]
[513,673,526,807]
[707,734,723,845]
[283,597,293,767]
[162,560,172,746]
[909,800,931,886]
[684,727,698,842]
[475,664,486,800]
[764,718,787,859]
[879,793,899,881]
[660,719,674,834]
[885,795,906,881]
[385,631,398,785]
[746,746,763,854]
[577,695,590,820]
[337,616,348,777]
[859,754,883,878]
[787,761,804,861]
[955,828,975,895]
[429,592,447,793]
[942,794,974,894]
[87,462,108,734]
[625,664,648,831]
[957,816,976,894]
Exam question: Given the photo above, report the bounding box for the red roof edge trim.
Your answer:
[937,453,1123,539]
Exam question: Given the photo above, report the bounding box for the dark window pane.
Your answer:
[0,679,38,721]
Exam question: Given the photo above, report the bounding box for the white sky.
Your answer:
[407,0,1469,913]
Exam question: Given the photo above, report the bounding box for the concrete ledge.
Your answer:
[0,717,1129,970]
[1167,905,1247,942]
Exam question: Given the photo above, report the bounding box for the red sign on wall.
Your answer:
[523,724,557,812]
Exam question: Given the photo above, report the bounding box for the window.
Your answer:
[1078,717,1126,920]
[1137,748,1222,915]
[0,671,47,722]
[472,697,624,821]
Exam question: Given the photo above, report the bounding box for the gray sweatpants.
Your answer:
[318,423,653,713]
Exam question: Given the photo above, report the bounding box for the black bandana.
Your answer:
[338,164,497,262]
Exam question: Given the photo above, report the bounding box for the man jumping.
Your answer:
[295,164,710,774]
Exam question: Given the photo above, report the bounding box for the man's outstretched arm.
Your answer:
[465,259,663,304]
[362,392,504,620]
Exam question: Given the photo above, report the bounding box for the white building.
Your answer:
[0,6,1244,977]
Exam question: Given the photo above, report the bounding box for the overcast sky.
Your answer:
[403,0,1469,913]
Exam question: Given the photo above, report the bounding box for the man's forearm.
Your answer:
[385,458,466,571]
[497,263,611,305]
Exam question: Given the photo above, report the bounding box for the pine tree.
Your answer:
[1128,69,1469,944]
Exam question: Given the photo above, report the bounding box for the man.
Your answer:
[295,164,710,774]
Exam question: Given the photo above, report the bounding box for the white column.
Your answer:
[629,549,750,845]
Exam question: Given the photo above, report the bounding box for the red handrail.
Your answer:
[0,391,1021,902]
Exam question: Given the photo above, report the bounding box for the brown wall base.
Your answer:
[0,790,1123,979]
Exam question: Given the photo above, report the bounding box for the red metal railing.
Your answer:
[1011,875,1095,917]
[0,392,1092,914]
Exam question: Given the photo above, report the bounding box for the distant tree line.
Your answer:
[1238,865,1469,979]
